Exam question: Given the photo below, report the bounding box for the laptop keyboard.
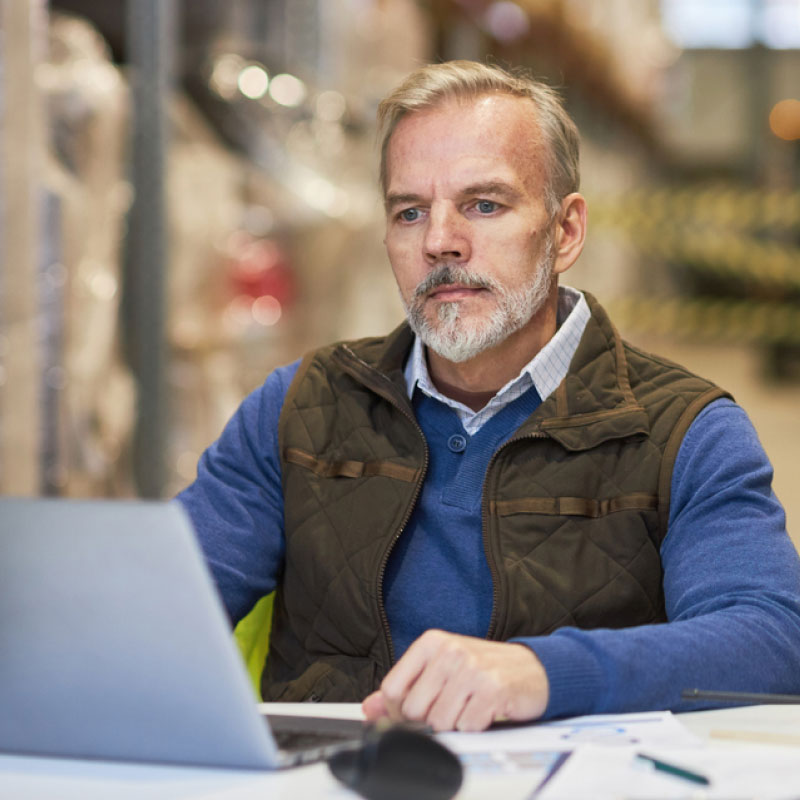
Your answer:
[264,713,365,754]
[273,728,358,752]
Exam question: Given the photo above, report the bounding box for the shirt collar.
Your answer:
[403,286,590,430]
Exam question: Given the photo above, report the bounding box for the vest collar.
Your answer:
[334,293,650,452]
[332,322,414,412]
[523,292,650,450]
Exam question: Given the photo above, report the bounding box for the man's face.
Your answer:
[383,94,557,363]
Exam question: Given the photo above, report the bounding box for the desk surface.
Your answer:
[2,704,800,800]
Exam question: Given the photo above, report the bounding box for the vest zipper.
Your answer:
[376,404,429,667]
[481,430,548,641]
[335,345,429,668]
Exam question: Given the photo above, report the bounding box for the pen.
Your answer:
[682,688,800,705]
[635,752,710,786]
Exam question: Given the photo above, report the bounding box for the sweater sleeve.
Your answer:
[176,361,300,624]
[513,398,800,719]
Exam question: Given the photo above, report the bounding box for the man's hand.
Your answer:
[361,630,549,732]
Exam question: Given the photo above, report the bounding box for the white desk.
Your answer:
[1,704,799,800]
[679,701,800,745]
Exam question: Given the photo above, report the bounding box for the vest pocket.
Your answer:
[284,447,418,482]
[493,493,658,518]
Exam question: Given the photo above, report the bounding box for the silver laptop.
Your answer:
[0,496,364,769]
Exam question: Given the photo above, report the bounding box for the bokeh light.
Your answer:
[483,2,530,43]
[269,73,307,107]
[316,90,347,122]
[237,64,269,100]
[769,99,800,141]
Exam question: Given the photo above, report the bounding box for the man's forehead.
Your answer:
[384,94,548,195]
[391,93,541,143]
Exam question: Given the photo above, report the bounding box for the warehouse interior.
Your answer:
[1,0,798,544]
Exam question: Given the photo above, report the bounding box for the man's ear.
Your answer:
[551,193,587,276]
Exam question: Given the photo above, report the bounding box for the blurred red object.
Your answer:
[226,232,296,308]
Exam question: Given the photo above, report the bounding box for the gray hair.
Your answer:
[377,60,580,216]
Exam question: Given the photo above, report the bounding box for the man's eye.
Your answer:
[476,200,498,214]
[399,208,420,222]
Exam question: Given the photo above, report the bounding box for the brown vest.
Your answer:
[262,293,730,702]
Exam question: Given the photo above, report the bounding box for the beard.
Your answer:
[401,241,555,364]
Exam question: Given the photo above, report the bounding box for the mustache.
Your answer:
[414,265,494,299]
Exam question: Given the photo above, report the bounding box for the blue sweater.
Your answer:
[178,360,800,719]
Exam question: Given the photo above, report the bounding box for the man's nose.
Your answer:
[423,204,470,263]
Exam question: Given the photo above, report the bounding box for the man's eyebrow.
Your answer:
[384,192,423,211]
[459,181,522,201]
[384,182,522,210]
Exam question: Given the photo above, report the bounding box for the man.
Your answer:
[178,61,800,732]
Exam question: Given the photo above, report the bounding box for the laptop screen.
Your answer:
[0,497,280,769]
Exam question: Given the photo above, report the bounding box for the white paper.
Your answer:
[537,742,800,800]
[432,712,703,799]
[437,711,701,754]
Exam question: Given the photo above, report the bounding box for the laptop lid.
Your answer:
[0,497,283,769]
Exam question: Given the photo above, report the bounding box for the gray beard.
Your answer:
[401,245,554,364]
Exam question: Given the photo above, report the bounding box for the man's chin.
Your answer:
[425,298,490,327]
[419,324,502,364]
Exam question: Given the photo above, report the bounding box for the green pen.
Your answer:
[635,752,711,786]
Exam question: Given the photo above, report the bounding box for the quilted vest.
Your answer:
[261,293,730,702]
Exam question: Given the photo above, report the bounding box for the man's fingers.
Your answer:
[424,672,473,731]
[368,632,549,732]
[382,630,479,730]
[378,629,445,720]
[396,645,461,724]
[361,690,388,721]
[453,680,505,731]
[427,650,506,731]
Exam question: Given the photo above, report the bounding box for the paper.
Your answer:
[536,742,800,800]
[449,750,572,800]
[458,749,568,774]
[438,711,701,754]
[433,713,701,799]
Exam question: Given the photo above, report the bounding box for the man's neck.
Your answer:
[425,299,558,411]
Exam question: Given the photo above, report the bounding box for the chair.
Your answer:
[233,592,274,698]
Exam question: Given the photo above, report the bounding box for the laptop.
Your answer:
[0,496,365,769]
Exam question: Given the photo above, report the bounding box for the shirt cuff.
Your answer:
[511,632,606,720]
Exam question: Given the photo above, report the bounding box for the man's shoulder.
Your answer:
[621,338,728,397]
[623,338,712,378]
[574,293,729,411]
[581,292,720,389]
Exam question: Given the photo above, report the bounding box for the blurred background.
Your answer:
[1,0,798,546]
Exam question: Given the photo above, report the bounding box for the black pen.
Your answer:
[682,688,800,705]
[635,752,710,786]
